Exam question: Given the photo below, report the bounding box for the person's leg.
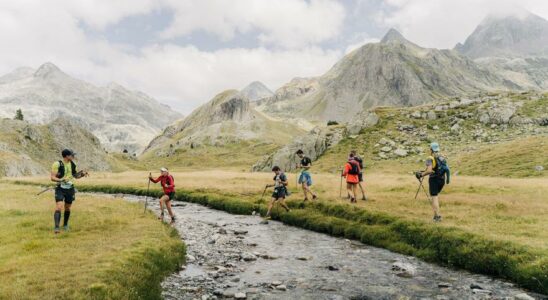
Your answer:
[54,201,63,233]
[279,198,290,212]
[165,198,175,222]
[266,198,275,217]
[431,196,440,216]
[358,182,366,200]
[63,203,72,229]
[158,195,167,219]
[346,183,354,202]
[353,184,359,202]
[301,182,310,200]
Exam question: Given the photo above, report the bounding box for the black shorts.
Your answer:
[55,187,75,204]
[166,192,175,201]
[271,188,286,200]
[358,173,363,182]
[429,176,445,196]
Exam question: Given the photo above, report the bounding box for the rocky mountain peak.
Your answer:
[381,28,409,44]
[458,11,548,58]
[33,62,64,78]
[240,81,274,101]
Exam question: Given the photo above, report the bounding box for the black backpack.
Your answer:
[354,156,364,169]
[57,160,77,179]
[348,160,360,175]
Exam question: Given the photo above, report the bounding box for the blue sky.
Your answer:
[0,0,547,114]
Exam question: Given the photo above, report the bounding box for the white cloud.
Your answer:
[160,0,346,48]
[0,1,342,114]
[378,0,548,49]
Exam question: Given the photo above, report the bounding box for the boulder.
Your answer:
[380,146,392,152]
[394,148,408,157]
[514,293,535,300]
[411,111,422,119]
[252,126,345,172]
[450,123,460,133]
[427,111,437,120]
[347,111,379,135]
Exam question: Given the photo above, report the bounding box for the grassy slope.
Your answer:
[314,92,548,177]
[0,183,185,300]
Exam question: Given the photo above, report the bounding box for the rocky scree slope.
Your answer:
[0,117,112,176]
[257,29,512,123]
[0,62,182,153]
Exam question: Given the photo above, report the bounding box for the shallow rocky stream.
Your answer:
[109,194,544,300]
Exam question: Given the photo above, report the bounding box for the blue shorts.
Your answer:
[298,172,313,186]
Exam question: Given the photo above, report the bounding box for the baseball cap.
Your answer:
[61,149,76,157]
[430,142,440,152]
[160,167,168,172]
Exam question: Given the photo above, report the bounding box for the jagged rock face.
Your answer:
[257,29,509,122]
[239,81,274,101]
[458,13,548,59]
[0,62,182,153]
[0,118,111,176]
[145,90,251,151]
[252,126,345,172]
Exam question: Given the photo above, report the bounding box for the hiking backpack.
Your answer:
[433,155,451,184]
[348,160,360,175]
[354,156,364,169]
[57,160,77,179]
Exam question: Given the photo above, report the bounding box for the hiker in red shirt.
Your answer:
[149,167,176,224]
[342,153,361,203]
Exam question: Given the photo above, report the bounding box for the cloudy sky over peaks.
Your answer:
[1,0,547,113]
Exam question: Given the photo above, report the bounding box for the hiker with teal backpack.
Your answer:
[416,142,451,222]
[50,149,88,234]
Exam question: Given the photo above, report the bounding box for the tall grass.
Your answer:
[0,183,186,300]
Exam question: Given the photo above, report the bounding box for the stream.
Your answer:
[107,194,545,300]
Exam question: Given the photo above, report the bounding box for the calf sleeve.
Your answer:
[54,211,61,228]
[63,211,71,226]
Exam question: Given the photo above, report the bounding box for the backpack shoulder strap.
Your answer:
[70,161,77,176]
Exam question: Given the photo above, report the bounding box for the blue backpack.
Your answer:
[434,155,451,184]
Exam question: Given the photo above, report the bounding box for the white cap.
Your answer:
[160,167,168,172]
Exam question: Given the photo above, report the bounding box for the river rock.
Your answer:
[513,293,535,300]
[276,285,287,291]
[378,152,388,159]
[271,281,283,286]
[234,292,247,299]
[222,290,236,298]
[240,252,257,261]
[391,262,416,278]
[380,146,392,152]
[472,289,493,295]
[534,165,544,171]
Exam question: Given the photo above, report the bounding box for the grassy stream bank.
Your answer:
[12,180,547,295]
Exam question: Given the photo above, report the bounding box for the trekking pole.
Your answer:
[144,172,151,213]
[260,185,268,201]
[339,168,343,198]
[420,180,431,201]
[414,178,423,200]
[36,186,53,196]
